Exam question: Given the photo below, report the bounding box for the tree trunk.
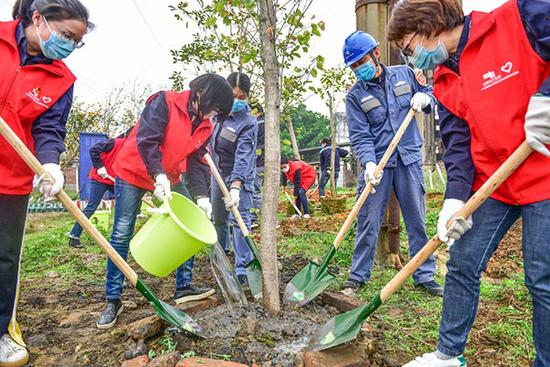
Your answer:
[286,115,301,160]
[328,95,337,197]
[257,0,281,315]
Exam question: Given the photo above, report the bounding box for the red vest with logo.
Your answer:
[0,20,76,194]
[434,1,550,205]
[89,137,126,185]
[285,160,316,190]
[114,90,213,190]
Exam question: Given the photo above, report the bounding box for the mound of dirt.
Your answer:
[485,221,523,278]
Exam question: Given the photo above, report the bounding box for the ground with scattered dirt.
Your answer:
[18,192,529,367]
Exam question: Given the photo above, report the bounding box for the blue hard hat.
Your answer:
[343,31,379,67]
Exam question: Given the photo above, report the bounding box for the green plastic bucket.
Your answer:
[130,192,217,277]
[90,210,111,230]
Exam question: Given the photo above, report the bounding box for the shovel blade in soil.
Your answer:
[308,293,382,351]
[136,279,204,337]
[284,261,336,305]
[246,260,263,299]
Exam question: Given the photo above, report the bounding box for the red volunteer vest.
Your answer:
[285,160,316,190]
[114,90,213,190]
[0,20,76,194]
[89,137,127,185]
[434,1,550,205]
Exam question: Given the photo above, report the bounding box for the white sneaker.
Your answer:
[403,352,466,367]
[0,334,29,367]
[302,214,311,219]
[291,214,301,219]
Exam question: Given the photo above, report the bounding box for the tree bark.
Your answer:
[257,0,281,315]
[286,115,301,160]
[328,94,337,197]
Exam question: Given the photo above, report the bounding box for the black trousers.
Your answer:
[0,194,29,336]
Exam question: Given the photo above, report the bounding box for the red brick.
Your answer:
[121,355,150,367]
[299,344,370,367]
[127,315,164,340]
[176,295,220,314]
[176,357,248,367]
[319,291,361,312]
[146,352,180,367]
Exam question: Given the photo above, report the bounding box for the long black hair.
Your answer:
[189,73,233,121]
[13,0,94,31]
[227,72,251,96]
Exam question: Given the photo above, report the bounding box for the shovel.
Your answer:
[204,153,264,299]
[284,109,416,305]
[309,141,533,350]
[283,189,302,217]
[0,116,204,338]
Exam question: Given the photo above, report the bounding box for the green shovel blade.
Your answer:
[284,246,337,305]
[136,279,204,338]
[308,292,382,351]
[245,236,263,299]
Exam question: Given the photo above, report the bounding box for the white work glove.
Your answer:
[364,161,382,192]
[224,187,241,210]
[525,94,550,158]
[437,199,473,244]
[196,197,212,219]
[410,92,431,112]
[153,174,172,200]
[33,163,64,199]
[97,166,108,179]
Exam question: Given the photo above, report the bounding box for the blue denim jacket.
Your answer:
[211,106,258,192]
[345,65,434,169]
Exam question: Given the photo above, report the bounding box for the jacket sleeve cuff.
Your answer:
[37,150,60,164]
[445,181,472,201]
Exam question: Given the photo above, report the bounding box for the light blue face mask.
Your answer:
[353,60,377,82]
[409,37,449,70]
[231,99,248,113]
[36,17,76,60]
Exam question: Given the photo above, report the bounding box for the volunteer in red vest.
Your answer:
[281,158,316,219]
[96,74,233,329]
[388,0,550,366]
[68,128,132,249]
[0,0,92,365]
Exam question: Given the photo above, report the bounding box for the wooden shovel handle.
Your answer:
[0,116,138,286]
[283,189,302,216]
[333,109,416,248]
[380,141,532,301]
[204,153,250,236]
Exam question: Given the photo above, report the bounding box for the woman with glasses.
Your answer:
[388,0,550,366]
[0,0,93,365]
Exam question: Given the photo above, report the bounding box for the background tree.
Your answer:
[312,67,354,196]
[170,0,325,160]
[280,104,330,158]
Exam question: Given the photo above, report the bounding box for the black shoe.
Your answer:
[417,280,444,297]
[96,300,123,330]
[174,285,215,304]
[342,280,363,290]
[69,237,84,249]
[237,274,248,286]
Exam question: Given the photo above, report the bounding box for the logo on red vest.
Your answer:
[25,86,52,108]
[481,61,520,92]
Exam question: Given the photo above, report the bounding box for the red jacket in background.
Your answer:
[285,160,316,190]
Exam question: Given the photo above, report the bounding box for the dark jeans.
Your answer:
[437,198,550,366]
[295,187,309,215]
[319,170,339,197]
[0,194,29,336]
[69,180,114,239]
[105,179,193,300]
[251,167,264,223]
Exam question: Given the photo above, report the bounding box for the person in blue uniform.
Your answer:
[210,72,258,285]
[318,138,349,198]
[343,31,443,297]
